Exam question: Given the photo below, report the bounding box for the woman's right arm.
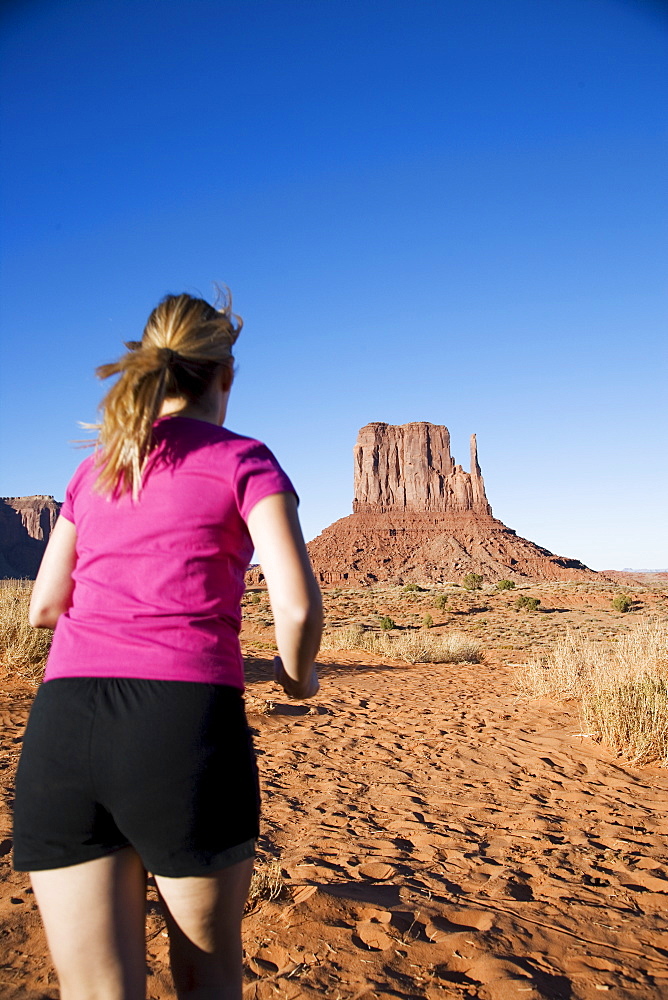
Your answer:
[247,492,322,699]
[29,516,77,628]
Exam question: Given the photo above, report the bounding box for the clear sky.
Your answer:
[1,0,666,570]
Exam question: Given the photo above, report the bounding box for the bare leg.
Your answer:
[155,856,253,1000]
[30,846,147,1000]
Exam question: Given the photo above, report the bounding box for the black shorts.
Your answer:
[13,677,260,877]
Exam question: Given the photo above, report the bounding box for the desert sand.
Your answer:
[1,579,667,999]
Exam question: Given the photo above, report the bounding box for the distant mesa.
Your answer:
[0,496,61,579]
[353,422,491,516]
[3,424,598,586]
[603,569,668,585]
[303,421,598,586]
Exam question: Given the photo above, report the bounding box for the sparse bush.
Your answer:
[321,624,367,650]
[435,595,448,611]
[462,573,483,591]
[0,581,52,683]
[390,630,483,664]
[379,615,395,631]
[517,631,608,699]
[250,593,261,605]
[422,614,433,629]
[321,625,483,664]
[245,859,286,914]
[612,593,633,613]
[583,674,668,765]
[515,595,541,612]
[517,621,668,765]
[433,633,483,664]
[496,579,515,591]
[402,583,422,593]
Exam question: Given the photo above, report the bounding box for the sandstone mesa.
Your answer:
[0,496,61,579]
[2,422,597,584]
[305,421,597,586]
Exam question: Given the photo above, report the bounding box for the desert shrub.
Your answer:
[518,621,668,765]
[422,614,433,629]
[583,675,668,766]
[321,626,482,664]
[434,594,448,611]
[515,595,541,612]
[496,579,515,591]
[435,632,483,663]
[379,615,395,631]
[402,583,422,593]
[517,631,608,699]
[462,573,483,591]
[0,581,52,683]
[245,859,286,914]
[390,630,483,664]
[612,593,633,613]
[250,593,261,605]
[321,624,367,650]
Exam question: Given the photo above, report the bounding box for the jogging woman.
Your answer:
[13,290,322,1000]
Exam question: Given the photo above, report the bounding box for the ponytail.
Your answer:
[92,290,241,498]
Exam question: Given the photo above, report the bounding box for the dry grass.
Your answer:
[516,631,609,699]
[583,675,668,766]
[321,625,483,664]
[518,620,668,765]
[0,580,52,683]
[244,693,276,715]
[245,858,286,913]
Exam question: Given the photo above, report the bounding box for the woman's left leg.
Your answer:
[30,846,147,1000]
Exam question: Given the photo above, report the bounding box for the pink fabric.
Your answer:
[44,417,296,689]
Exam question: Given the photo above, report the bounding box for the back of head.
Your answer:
[94,289,242,498]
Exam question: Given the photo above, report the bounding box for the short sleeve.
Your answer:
[59,483,75,522]
[233,441,298,522]
[59,455,95,524]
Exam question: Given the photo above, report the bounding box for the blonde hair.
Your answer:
[92,289,242,498]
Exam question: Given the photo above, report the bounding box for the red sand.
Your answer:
[2,581,668,999]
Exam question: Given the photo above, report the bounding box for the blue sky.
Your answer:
[1,0,666,569]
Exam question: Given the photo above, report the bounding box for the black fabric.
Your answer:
[13,678,260,876]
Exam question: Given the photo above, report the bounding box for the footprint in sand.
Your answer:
[425,907,495,937]
[358,861,396,881]
[354,920,394,951]
[291,884,318,905]
[247,943,295,977]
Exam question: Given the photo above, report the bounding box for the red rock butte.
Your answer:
[0,496,61,578]
[305,421,597,586]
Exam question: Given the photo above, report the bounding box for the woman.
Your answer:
[13,290,322,1000]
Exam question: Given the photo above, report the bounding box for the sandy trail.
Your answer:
[241,653,668,1000]
[1,649,667,999]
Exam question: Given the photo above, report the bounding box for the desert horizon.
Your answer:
[3,421,664,585]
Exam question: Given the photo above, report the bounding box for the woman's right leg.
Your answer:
[154,856,254,1000]
[30,846,147,1000]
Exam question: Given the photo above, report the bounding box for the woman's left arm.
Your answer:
[29,516,78,628]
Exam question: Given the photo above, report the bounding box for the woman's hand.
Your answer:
[247,492,323,697]
[273,656,319,700]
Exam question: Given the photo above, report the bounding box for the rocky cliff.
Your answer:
[303,422,598,586]
[0,496,61,579]
[353,422,491,515]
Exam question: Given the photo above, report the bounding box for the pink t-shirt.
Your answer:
[44,417,296,690]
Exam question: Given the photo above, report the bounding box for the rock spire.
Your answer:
[302,421,598,586]
[352,422,491,515]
